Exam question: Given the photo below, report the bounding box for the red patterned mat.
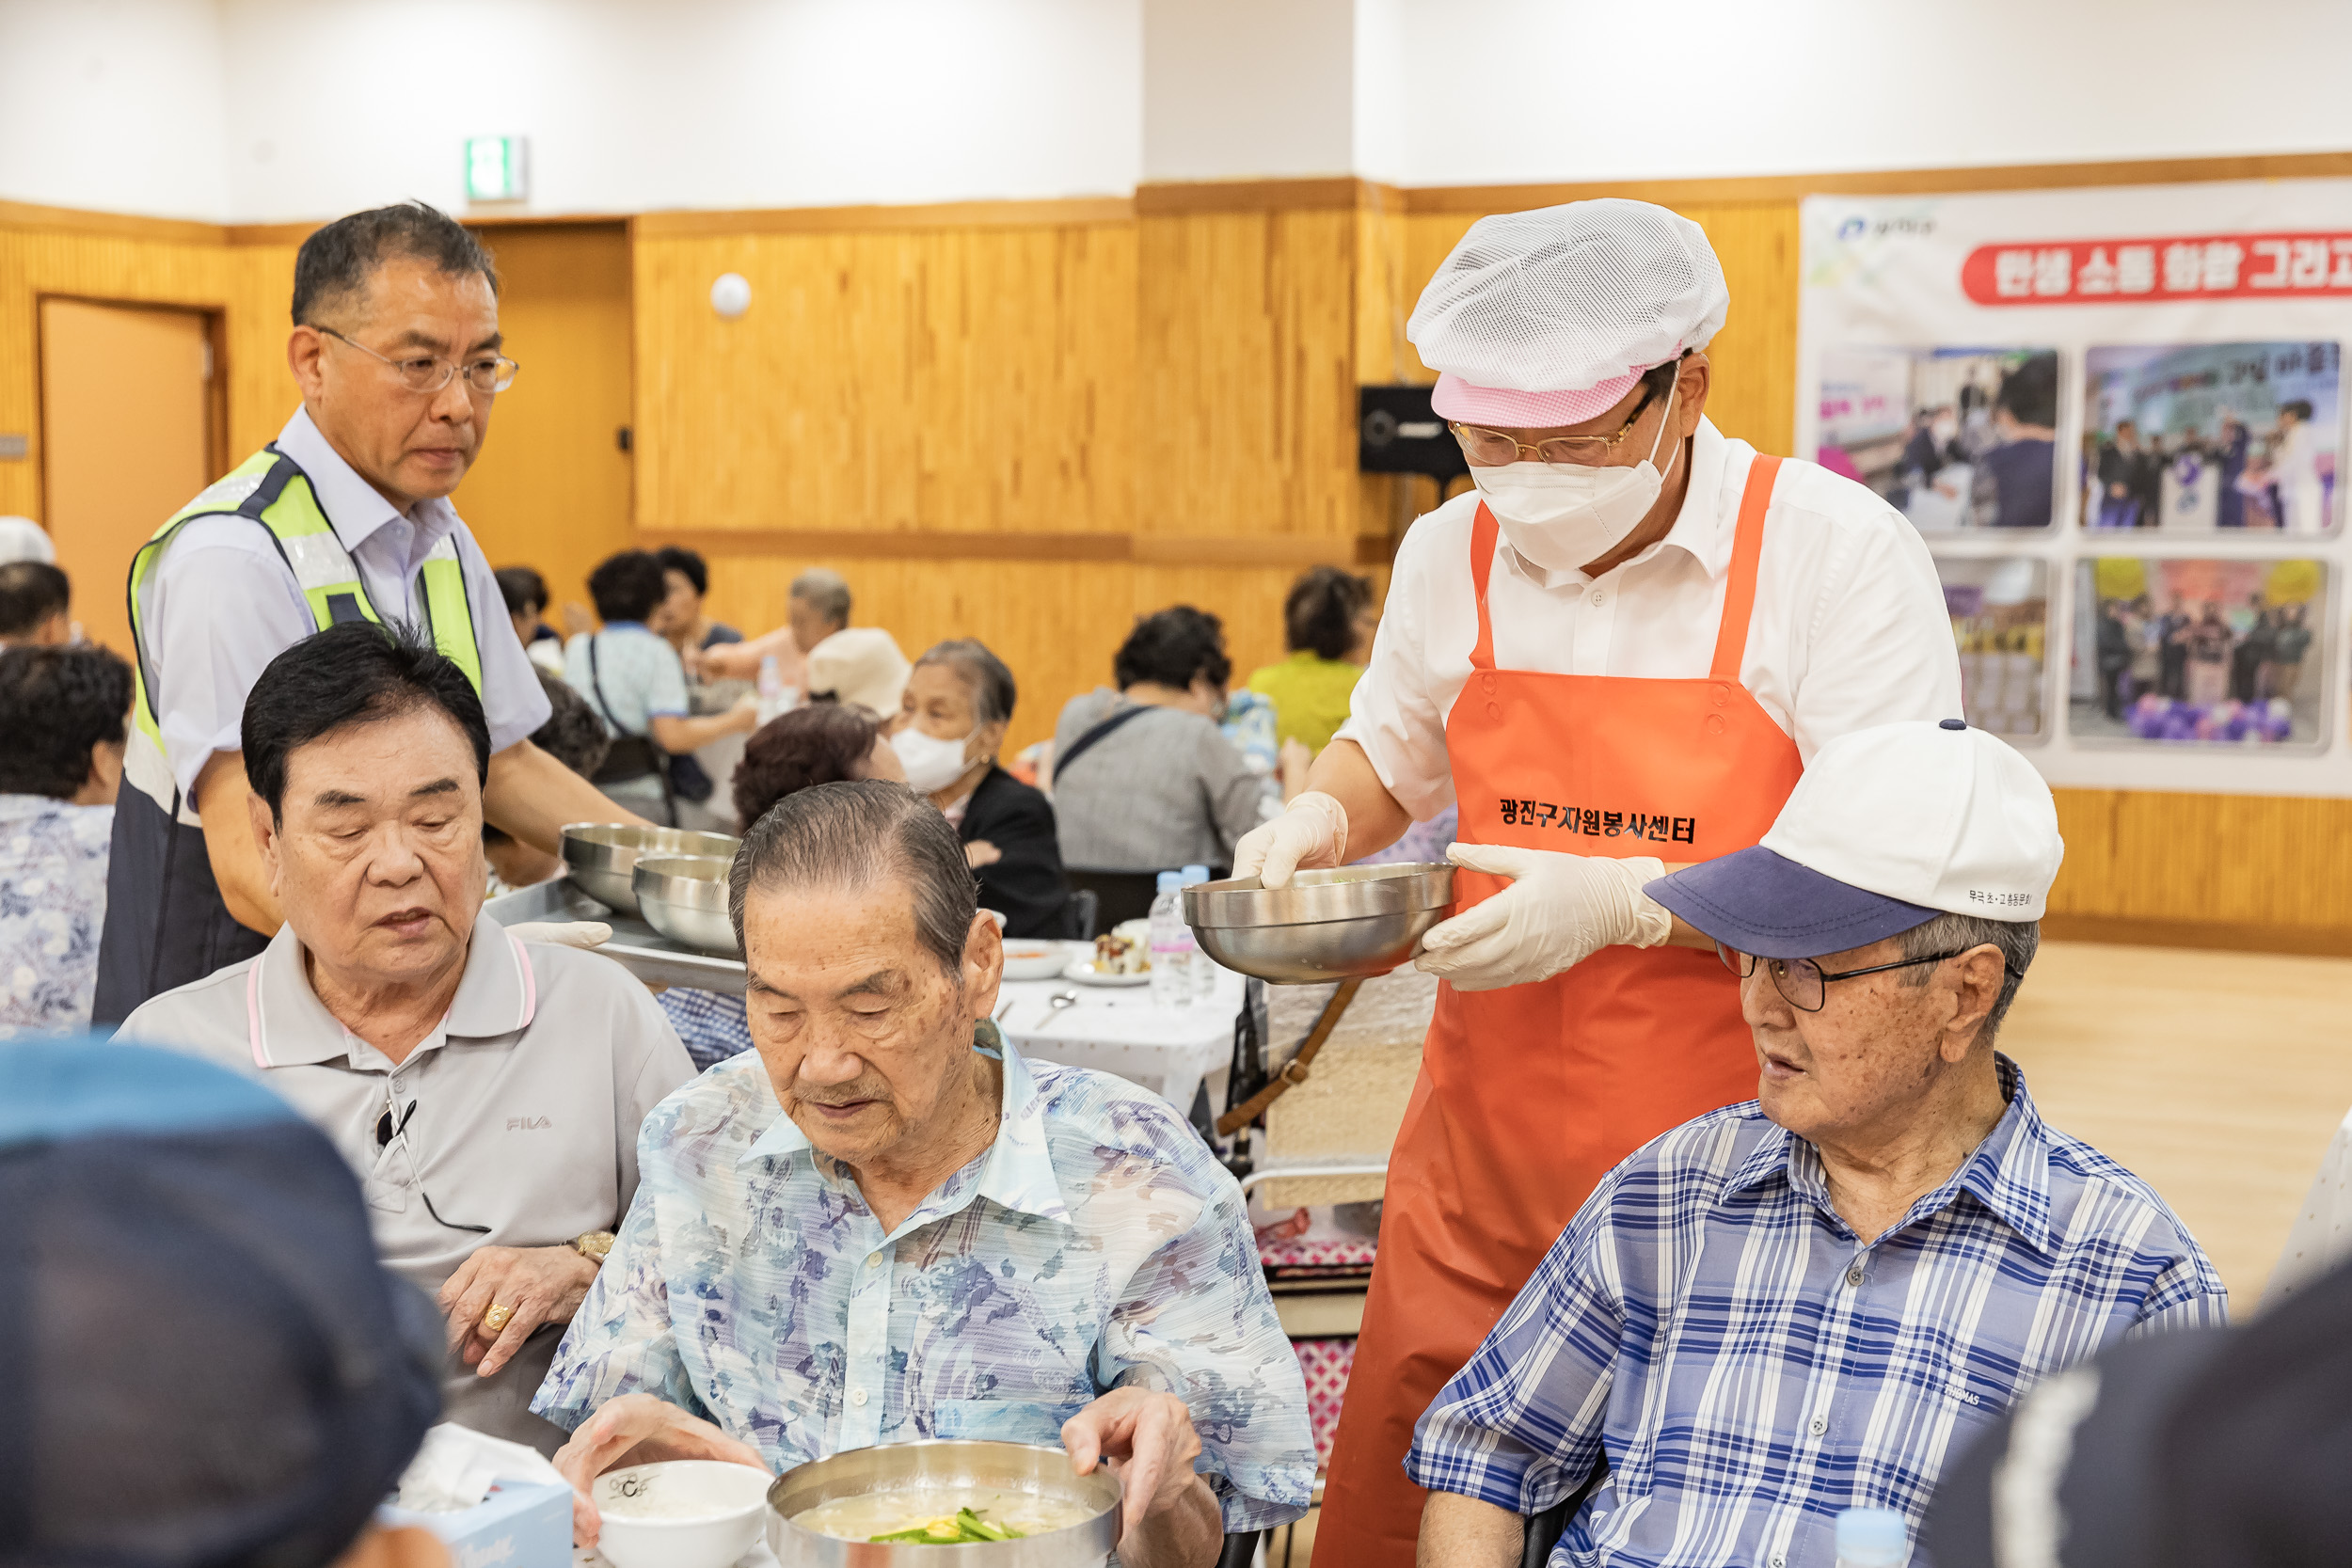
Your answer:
[1257,1229,1378,1284]
[1290,1336,1355,1470]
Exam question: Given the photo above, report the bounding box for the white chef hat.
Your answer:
[1409,198,1729,428]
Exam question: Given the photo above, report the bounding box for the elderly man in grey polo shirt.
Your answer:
[118,621,692,1454]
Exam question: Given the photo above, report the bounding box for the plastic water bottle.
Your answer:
[1148,871,1194,1008]
[1180,864,1219,1002]
[755,655,795,723]
[1834,1507,1908,1568]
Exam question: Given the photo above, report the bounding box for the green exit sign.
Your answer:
[464,136,528,201]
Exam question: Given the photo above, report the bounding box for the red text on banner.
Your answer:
[1960,234,2352,305]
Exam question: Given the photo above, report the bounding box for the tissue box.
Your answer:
[380,1480,573,1568]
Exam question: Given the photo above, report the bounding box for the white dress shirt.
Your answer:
[129,407,550,819]
[1340,418,1963,821]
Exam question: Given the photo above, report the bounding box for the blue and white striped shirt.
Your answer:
[1406,1058,2225,1568]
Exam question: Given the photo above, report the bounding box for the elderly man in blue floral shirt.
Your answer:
[536,781,1312,1567]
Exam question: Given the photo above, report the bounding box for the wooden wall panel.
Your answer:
[455,224,635,607]
[2050,788,2352,937]
[0,216,294,586]
[1133,209,1359,543]
[632,221,1139,537]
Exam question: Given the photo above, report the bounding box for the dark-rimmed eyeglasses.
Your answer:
[374,1096,491,1235]
[1716,942,1982,1013]
[320,326,518,395]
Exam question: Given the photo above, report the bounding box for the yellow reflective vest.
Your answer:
[126,445,486,753]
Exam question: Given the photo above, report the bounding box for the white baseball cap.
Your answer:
[1647,719,2064,958]
[1407,198,1730,429]
[0,516,55,565]
[805,626,911,719]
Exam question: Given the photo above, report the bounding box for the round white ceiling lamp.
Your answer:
[710,272,752,320]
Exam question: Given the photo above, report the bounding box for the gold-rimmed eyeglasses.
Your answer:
[1449,378,1665,468]
[320,326,518,395]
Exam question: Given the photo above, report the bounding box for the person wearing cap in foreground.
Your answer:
[1405,720,2226,1568]
[0,1037,444,1568]
[1237,199,1963,1564]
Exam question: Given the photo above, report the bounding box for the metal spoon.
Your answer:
[1024,987,1081,1032]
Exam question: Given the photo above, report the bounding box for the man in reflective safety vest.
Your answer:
[93,201,646,1023]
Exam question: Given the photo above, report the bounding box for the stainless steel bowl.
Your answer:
[767,1439,1120,1567]
[634,855,739,956]
[1184,862,1454,984]
[561,823,739,915]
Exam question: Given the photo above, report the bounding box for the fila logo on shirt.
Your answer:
[506,1116,552,1132]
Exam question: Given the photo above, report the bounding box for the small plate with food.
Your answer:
[1065,927,1152,986]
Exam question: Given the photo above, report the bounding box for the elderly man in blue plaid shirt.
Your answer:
[1409,721,2226,1568]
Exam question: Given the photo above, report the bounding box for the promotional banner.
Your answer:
[1800,179,2352,796]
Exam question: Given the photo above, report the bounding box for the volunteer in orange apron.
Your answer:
[1232,199,1963,1568]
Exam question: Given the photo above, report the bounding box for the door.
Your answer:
[453,221,635,617]
[40,299,218,658]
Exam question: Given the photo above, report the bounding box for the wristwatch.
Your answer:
[570,1230,615,1264]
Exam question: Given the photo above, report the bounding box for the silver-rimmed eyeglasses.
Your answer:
[321,326,518,394]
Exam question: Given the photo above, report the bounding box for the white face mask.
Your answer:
[892,724,977,794]
[1470,382,1681,575]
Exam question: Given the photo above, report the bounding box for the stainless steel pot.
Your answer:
[767,1440,1120,1567]
[561,823,739,915]
[633,855,739,955]
[1184,862,1454,984]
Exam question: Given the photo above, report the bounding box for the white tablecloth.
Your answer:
[994,958,1246,1120]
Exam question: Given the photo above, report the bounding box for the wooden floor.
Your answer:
[1274,940,2352,1563]
[1996,939,2352,1307]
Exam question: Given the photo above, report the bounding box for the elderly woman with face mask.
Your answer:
[893,639,1071,938]
[535,782,1313,1566]
[116,622,694,1455]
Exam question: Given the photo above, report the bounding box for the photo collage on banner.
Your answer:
[1799,182,2352,796]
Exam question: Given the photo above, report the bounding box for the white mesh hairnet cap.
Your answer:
[1410,198,1729,427]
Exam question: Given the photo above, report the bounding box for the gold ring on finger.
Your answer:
[481,1302,516,1334]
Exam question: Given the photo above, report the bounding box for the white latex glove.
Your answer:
[503,920,613,950]
[1230,791,1350,890]
[1414,844,1671,992]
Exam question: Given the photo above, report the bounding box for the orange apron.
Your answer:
[1315,455,1806,1567]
